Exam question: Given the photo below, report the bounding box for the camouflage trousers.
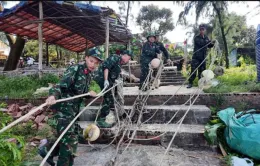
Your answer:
[97,81,116,118]
[188,58,206,84]
[41,104,86,166]
[139,58,152,88]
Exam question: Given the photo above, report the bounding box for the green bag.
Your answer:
[218,107,260,160]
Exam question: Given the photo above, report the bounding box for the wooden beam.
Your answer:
[46,42,49,66]
[38,1,43,76]
[77,52,79,63]
[105,16,109,59]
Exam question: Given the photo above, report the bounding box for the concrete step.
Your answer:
[78,122,211,150]
[84,86,203,106]
[160,78,186,82]
[124,82,184,87]
[79,105,211,124]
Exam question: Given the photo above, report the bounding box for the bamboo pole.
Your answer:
[38,1,43,77]
[105,16,109,59]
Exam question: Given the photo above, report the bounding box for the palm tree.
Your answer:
[178,1,235,68]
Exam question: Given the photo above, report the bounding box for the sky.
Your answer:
[5,1,260,45]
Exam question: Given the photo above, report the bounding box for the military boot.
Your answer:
[97,117,113,128]
[38,145,55,166]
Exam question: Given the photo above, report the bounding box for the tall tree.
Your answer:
[117,1,139,26]
[178,1,239,68]
[1,1,26,71]
[136,4,174,36]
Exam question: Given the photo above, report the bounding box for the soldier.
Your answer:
[38,48,103,166]
[94,50,133,128]
[155,31,172,64]
[187,24,215,88]
[139,32,161,91]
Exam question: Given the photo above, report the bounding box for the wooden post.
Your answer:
[77,52,79,63]
[105,16,109,59]
[128,40,132,83]
[46,43,49,66]
[183,39,188,72]
[38,1,43,77]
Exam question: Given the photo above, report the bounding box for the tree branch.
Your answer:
[224,25,233,36]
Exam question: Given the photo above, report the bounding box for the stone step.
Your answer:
[124,82,184,87]
[78,122,211,150]
[84,86,203,106]
[79,105,211,124]
[160,78,186,82]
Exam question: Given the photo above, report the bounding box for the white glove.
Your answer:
[45,96,56,105]
[104,80,109,88]
[167,59,172,65]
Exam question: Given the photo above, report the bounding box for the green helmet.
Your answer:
[122,50,134,58]
[87,48,103,61]
[146,32,156,40]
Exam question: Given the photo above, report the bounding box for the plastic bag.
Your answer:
[218,108,260,160]
[231,156,254,166]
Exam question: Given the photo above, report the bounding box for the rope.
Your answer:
[0,92,99,134]
[40,82,122,166]
[114,40,220,164]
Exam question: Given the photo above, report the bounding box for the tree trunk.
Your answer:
[213,3,229,68]
[3,35,25,71]
[126,1,130,26]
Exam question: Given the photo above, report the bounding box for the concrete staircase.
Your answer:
[74,70,222,165]
[79,104,212,150]
[124,70,187,87]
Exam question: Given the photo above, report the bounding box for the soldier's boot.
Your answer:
[187,82,193,88]
[97,117,114,128]
[38,145,55,166]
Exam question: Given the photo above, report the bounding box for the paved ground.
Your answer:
[123,86,203,96]
[73,144,224,166]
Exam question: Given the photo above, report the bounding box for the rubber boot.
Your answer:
[187,83,193,89]
[96,117,113,128]
[38,146,55,166]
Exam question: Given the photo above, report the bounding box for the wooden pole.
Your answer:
[77,52,79,63]
[105,16,109,59]
[46,43,49,66]
[183,39,188,72]
[38,1,43,77]
[128,40,132,83]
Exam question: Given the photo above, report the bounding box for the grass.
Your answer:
[0,74,101,99]
[203,65,260,93]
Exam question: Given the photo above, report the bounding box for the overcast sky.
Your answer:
[6,1,260,45]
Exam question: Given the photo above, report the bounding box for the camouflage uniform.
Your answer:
[140,41,161,89]
[94,55,122,119]
[153,41,169,77]
[188,34,214,84]
[38,63,93,166]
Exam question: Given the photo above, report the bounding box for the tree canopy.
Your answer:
[136,4,174,36]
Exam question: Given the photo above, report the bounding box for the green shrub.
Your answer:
[0,108,25,166]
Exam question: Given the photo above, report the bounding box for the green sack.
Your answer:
[218,107,260,160]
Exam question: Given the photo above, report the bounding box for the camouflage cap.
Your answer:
[87,48,103,61]
[199,24,206,29]
[146,32,156,40]
[122,50,134,58]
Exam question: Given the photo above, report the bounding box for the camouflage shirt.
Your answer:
[141,41,161,62]
[155,41,169,60]
[49,63,92,107]
[94,55,122,88]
